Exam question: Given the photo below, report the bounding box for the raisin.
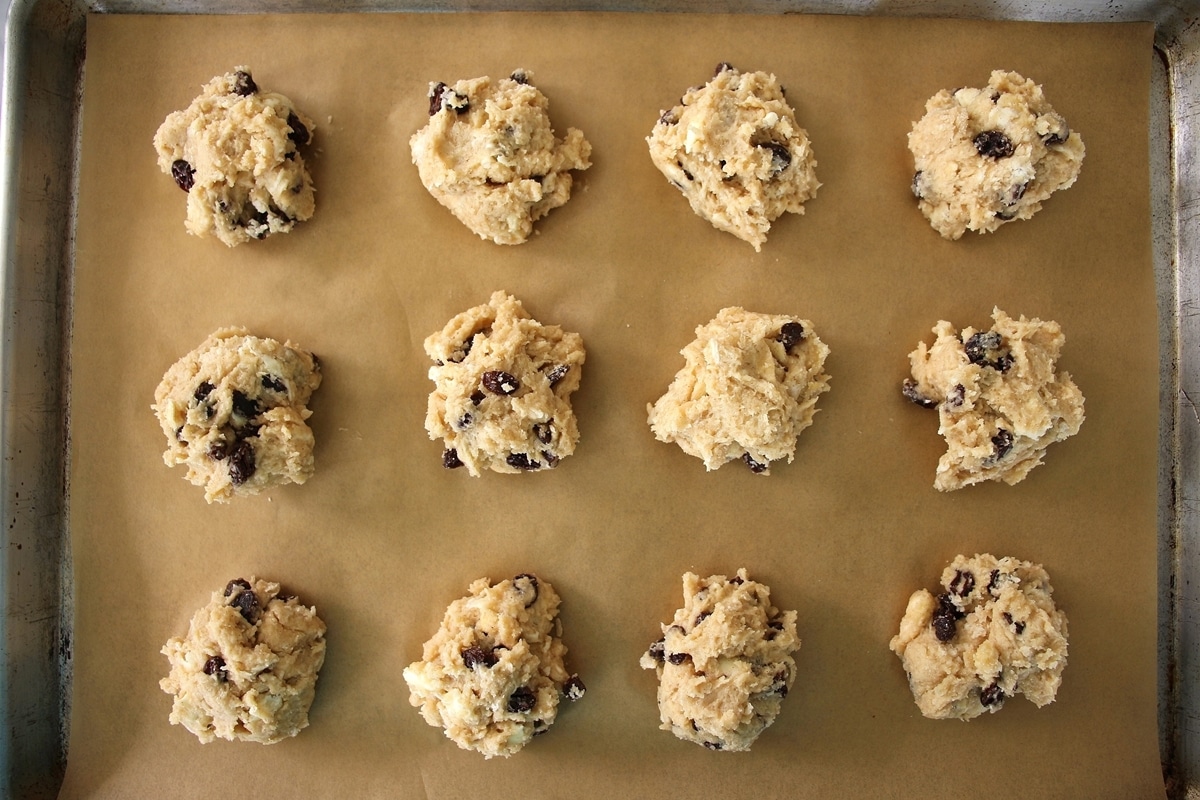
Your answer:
[694,611,711,627]
[286,112,310,147]
[442,448,464,469]
[482,371,519,395]
[261,374,286,393]
[174,426,185,442]
[513,574,539,607]
[964,331,1002,365]
[679,163,694,182]
[455,412,473,430]
[667,652,690,665]
[647,639,666,662]
[659,109,679,126]
[1002,612,1026,634]
[931,594,960,643]
[228,439,256,485]
[987,569,1002,594]
[230,585,259,623]
[231,70,258,96]
[533,423,553,444]
[714,62,734,76]
[428,82,448,116]
[203,656,226,680]
[542,451,560,468]
[911,170,924,200]
[947,384,966,408]
[207,441,229,461]
[730,576,744,585]
[902,379,938,409]
[510,69,530,85]
[1043,120,1070,146]
[546,364,570,386]
[231,390,260,422]
[506,453,541,470]
[760,142,791,176]
[703,741,723,751]
[980,683,1005,707]
[462,645,498,669]
[563,675,586,701]
[225,578,252,596]
[507,687,537,713]
[1009,182,1028,204]
[949,569,975,598]
[994,353,1014,373]
[776,321,805,353]
[991,429,1014,461]
[742,453,769,474]
[171,160,195,192]
[974,130,1014,159]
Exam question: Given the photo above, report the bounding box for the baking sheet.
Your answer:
[57,11,1161,798]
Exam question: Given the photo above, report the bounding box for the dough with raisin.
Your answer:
[403,574,585,758]
[902,307,1084,491]
[647,307,830,474]
[425,291,585,475]
[889,554,1069,720]
[152,327,322,503]
[153,67,316,246]
[647,63,819,251]
[639,569,800,751]
[160,577,327,743]
[909,70,1084,239]
[410,69,592,244]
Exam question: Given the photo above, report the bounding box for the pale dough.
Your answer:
[153,67,316,246]
[647,63,819,251]
[410,69,592,244]
[403,574,585,758]
[648,307,830,474]
[909,70,1085,239]
[152,327,323,503]
[425,291,585,475]
[903,307,1084,491]
[639,569,800,751]
[890,554,1069,720]
[160,577,327,744]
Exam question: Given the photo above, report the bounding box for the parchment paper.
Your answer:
[60,12,1161,799]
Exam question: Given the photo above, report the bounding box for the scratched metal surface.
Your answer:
[0,1,1195,798]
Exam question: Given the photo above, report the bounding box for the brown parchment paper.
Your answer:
[60,11,1161,799]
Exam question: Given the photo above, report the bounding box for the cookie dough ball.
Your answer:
[889,554,1069,720]
[648,307,830,474]
[908,70,1084,239]
[153,327,323,503]
[639,569,800,751]
[160,577,327,744]
[425,291,585,475]
[410,69,592,244]
[902,308,1084,491]
[403,574,585,758]
[647,62,819,251]
[153,67,316,246]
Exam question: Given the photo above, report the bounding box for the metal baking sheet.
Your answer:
[1,1,1196,798]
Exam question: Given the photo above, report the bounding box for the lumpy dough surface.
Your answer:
[647,63,819,251]
[153,327,322,503]
[160,577,327,744]
[425,291,585,475]
[639,569,800,751]
[889,554,1069,721]
[909,70,1084,239]
[403,574,585,758]
[647,307,830,475]
[410,70,592,244]
[903,308,1084,492]
[153,67,316,246]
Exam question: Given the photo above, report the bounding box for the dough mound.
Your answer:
[410,69,592,244]
[153,327,322,503]
[647,62,819,251]
[903,307,1084,491]
[425,291,585,475]
[639,569,800,751]
[909,70,1085,239]
[160,577,327,744]
[403,574,585,758]
[648,307,830,474]
[153,67,316,246]
[889,554,1069,720]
